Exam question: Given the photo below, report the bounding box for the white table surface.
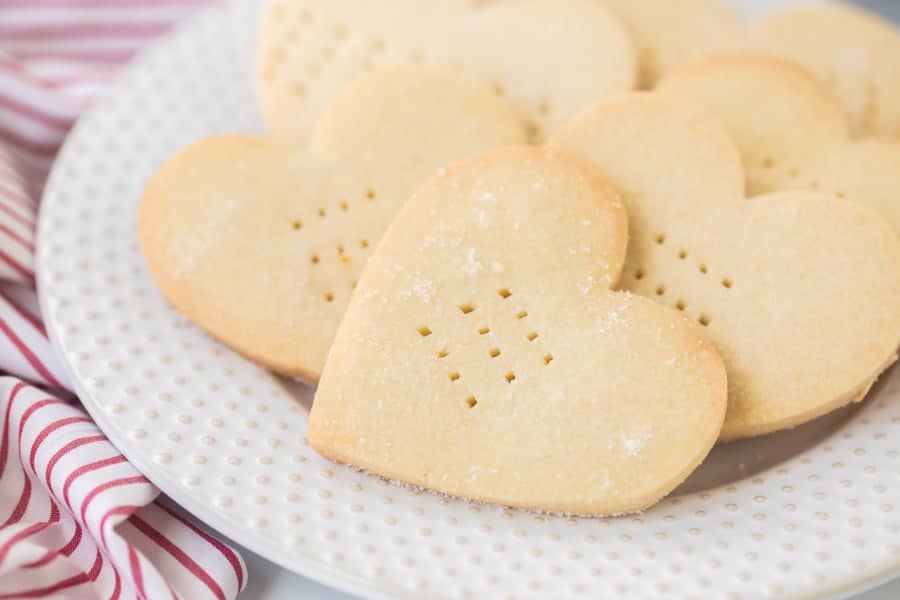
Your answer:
[221,0,900,597]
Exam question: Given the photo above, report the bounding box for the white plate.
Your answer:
[37,5,900,600]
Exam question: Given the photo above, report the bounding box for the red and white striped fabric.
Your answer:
[0,1,249,599]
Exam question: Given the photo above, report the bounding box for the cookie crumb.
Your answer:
[621,427,653,457]
[577,273,595,295]
[411,279,436,303]
[464,248,482,277]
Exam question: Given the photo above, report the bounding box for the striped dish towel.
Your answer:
[0,1,248,599]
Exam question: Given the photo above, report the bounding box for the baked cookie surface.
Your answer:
[140,67,527,381]
[661,52,900,236]
[601,0,742,88]
[750,4,900,139]
[312,147,727,515]
[549,94,900,440]
[258,0,636,141]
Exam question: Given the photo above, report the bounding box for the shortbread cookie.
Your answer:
[258,0,636,141]
[140,67,527,381]
[548,95,900,441]
[311,147,727,516]
[749,4,900,139]
[660,53,900,235]
[601,0,743,89]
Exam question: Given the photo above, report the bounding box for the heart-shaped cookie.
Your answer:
[140,67,527,381]
[601,0,742,89]
[748,4,900,139]
[258,0,636,142]
[660,53,900,235]
[548,94,900,441]
[311,147,727,515]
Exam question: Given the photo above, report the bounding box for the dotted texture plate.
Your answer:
[38,6,900,600]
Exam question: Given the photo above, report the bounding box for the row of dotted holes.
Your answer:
[277,4,555,148]
[291,188,377,301]
[635,234,731,328]
[293,188,377,232]
[309,241,370,263]
[490,83,550,141]
[345,36,392,80]
[758,159,847,199]
[415,288,554,405]
[417,327,478,408]
[457,289,552,365]
[273,5,400,95]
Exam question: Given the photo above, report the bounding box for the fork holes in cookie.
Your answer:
[291,83,306,97]
[678,249,687,260]
[722,278,733,289]
[311,254,320,265]
[516,311,528,320]
[655,234,666,245]
[699,264,708,274]
[505,372,516,383]
[437,349,449,359]
[676,300,686,311]
[699,314,711,327]
[537,101,550,116]
[292,220,302,230]
[318,208,327,218]
[655,286,666,296]
[543,353,554,366]
[788,168,800,178]
[324,292,334,303]
[460,303,476,315]
[417,326,432,337]
[527,332,539,342]
[360,239,370,249]
[498,288,512,299]
[337,244,345,255]
[635,269,645,280]
[762,157,775,169]
[340,201,349,211]
[366,188,377,201]
[478,326,490,335]
[449,371,460,382]
[465,397,478,409]
[493,83,506,96]
[489,348,501,359]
